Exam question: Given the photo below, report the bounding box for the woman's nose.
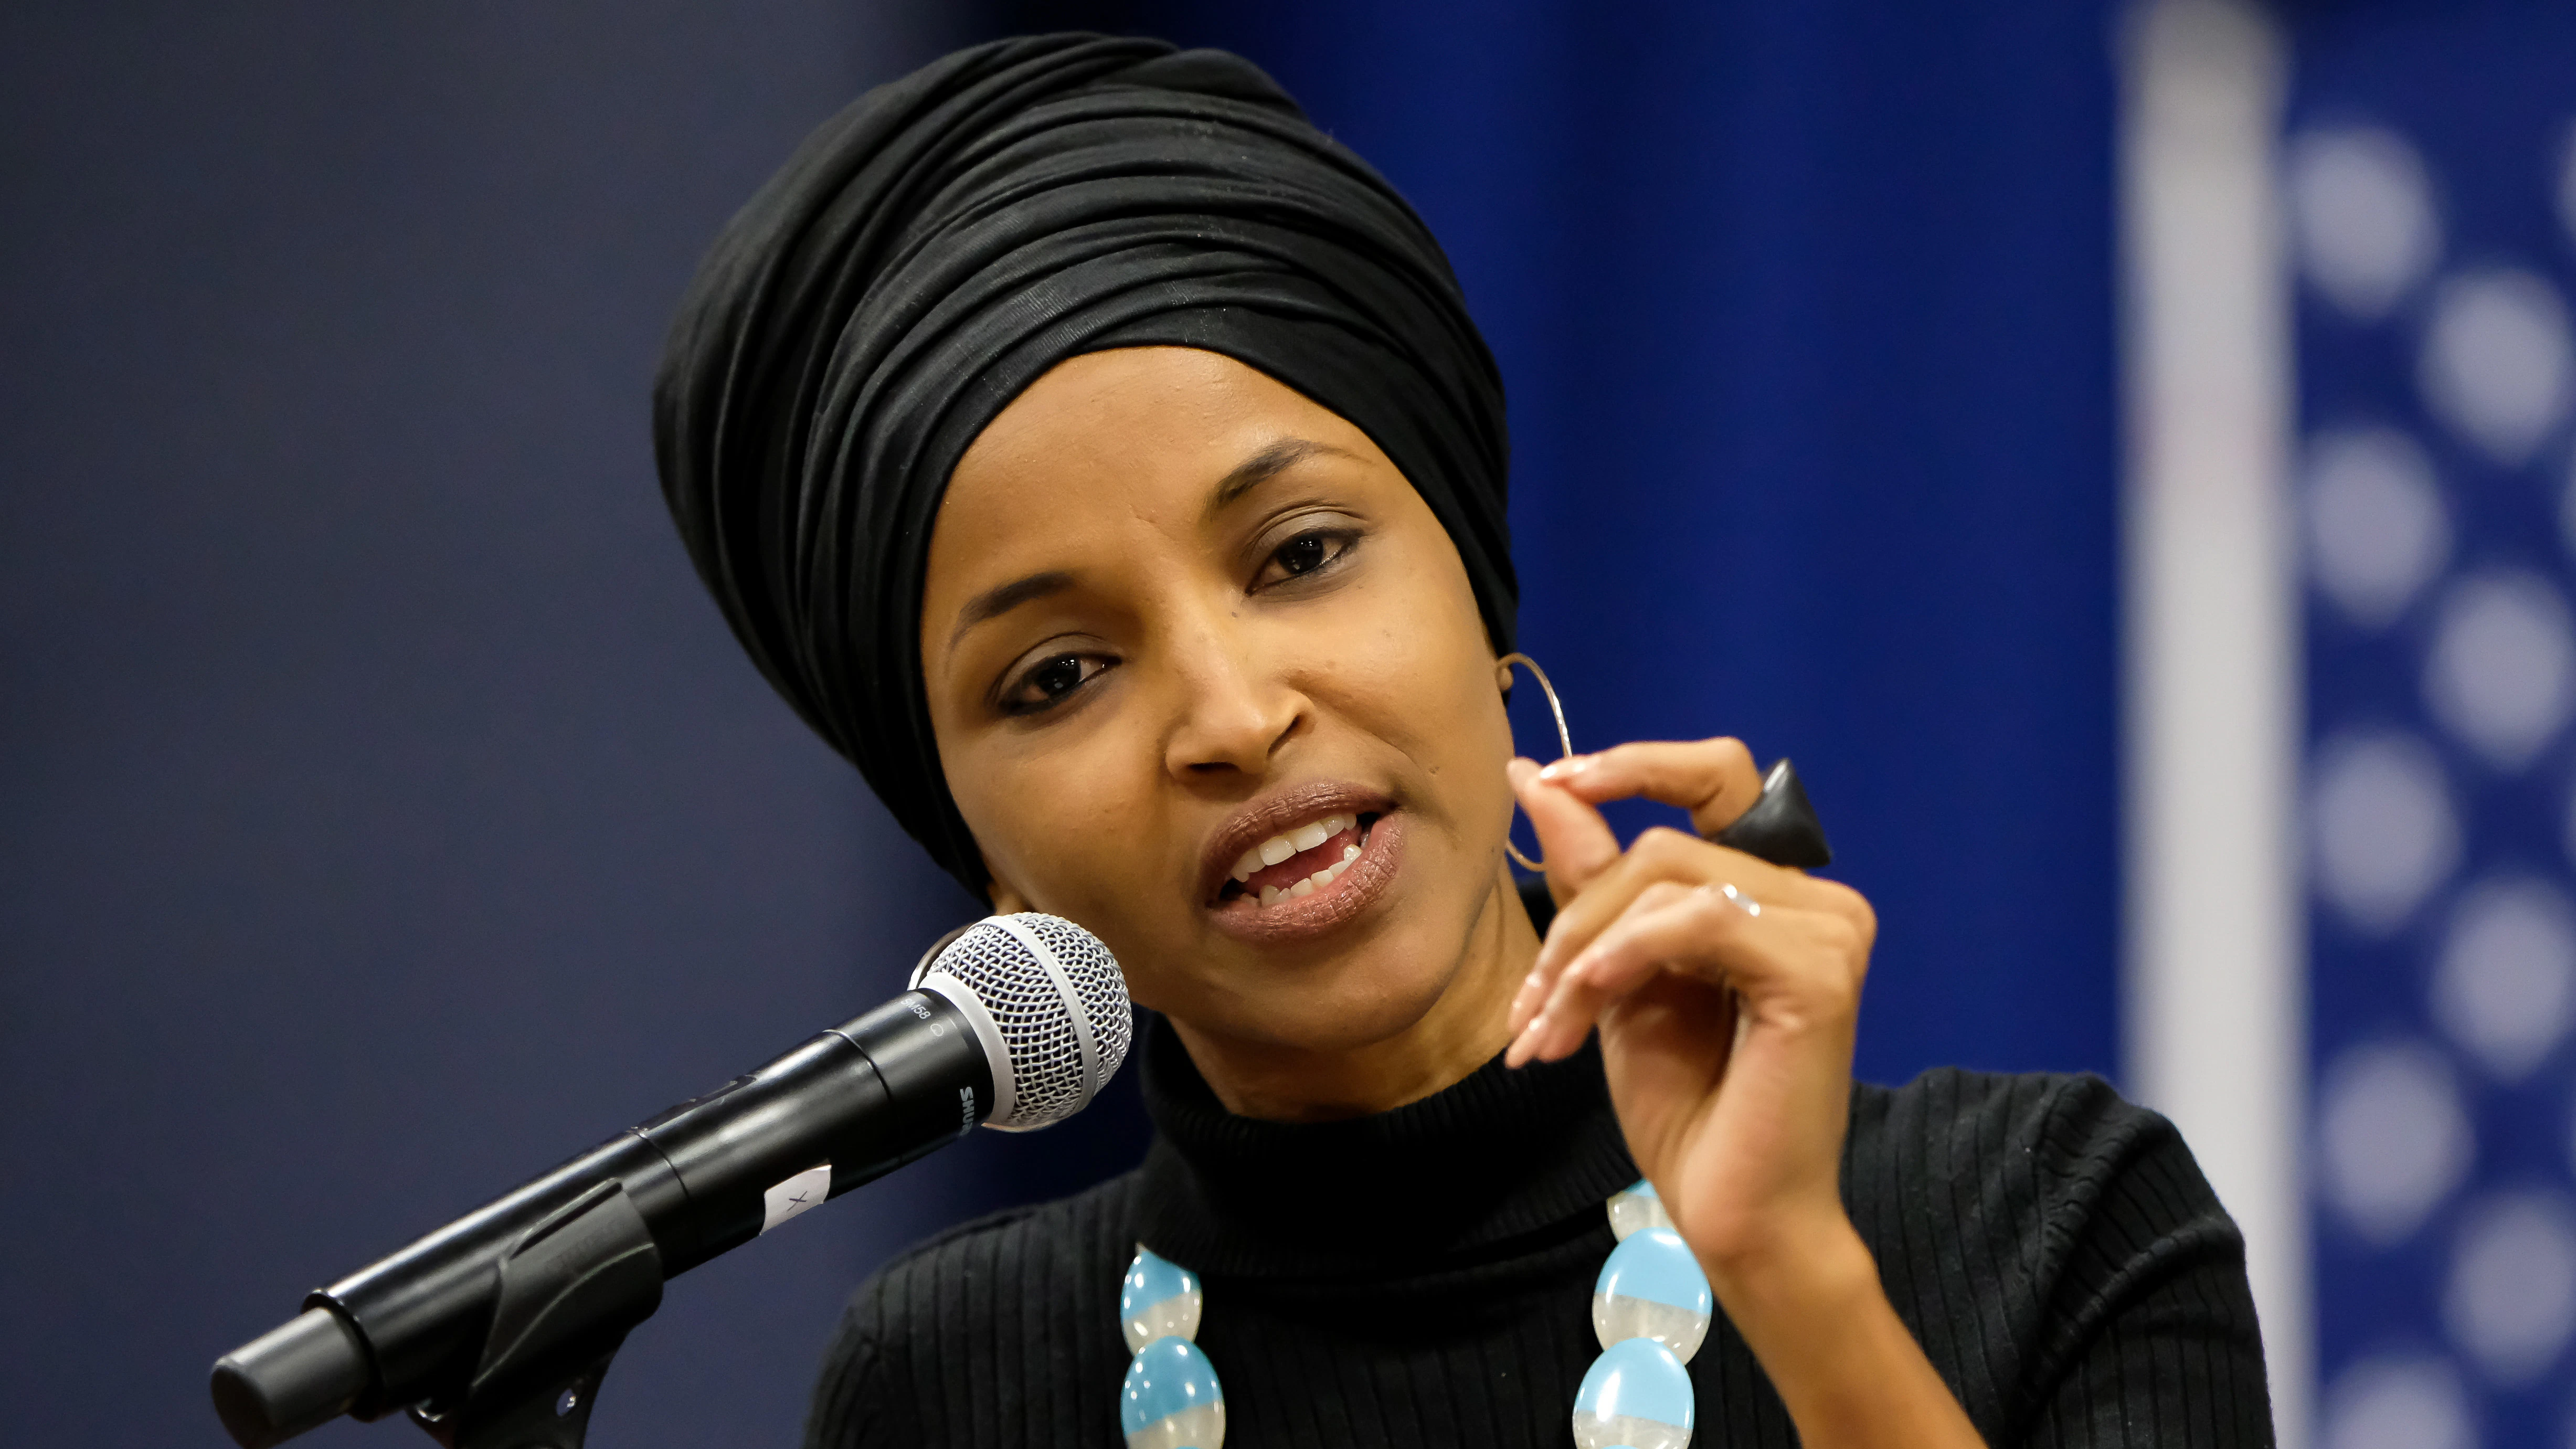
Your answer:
[1160,615,1304,780]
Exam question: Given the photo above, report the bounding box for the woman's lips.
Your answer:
[1208,811,1404,943]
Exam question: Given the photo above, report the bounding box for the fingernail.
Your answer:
[1536,755,1590,780]
[1504,1019,1540,1068]
[1511,968,1545,1012]
[1506,757,1540,787]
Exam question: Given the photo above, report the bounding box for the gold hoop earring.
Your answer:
[1499,651,1572,872]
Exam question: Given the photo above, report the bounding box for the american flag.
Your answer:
[2129,5,2576,1446]
[2291,17,2576,1446]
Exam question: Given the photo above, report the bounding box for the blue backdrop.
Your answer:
[1,5,2122,1446]
[2286,3,2576,1443]
[1074,0,2126,1087]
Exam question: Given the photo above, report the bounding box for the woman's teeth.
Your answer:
[1229,813,1364,907]
[1257,844,1363,907]
[1232,814,1352,881]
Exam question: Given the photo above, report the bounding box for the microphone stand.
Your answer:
[220,985,1009,1449]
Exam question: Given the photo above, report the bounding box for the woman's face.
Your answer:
[921,346,1523,1066]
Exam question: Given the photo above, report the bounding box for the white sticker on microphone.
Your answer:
[759,1162,833,1235]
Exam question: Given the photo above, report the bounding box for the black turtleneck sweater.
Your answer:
[807,999,2273,1447]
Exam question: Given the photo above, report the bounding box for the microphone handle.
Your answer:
[217,988,991,1442]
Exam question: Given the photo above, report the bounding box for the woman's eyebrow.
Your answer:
[1206,438,1359,516]
[947,439,1356,657]
[947,569,1076,655]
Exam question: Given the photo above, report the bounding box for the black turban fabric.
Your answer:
[654,34,1513,896]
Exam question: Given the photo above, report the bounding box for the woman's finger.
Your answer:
[1516,884,1865,1065]
[1506,753,1875,1042]
[1512,881,1759,1064]
[1507,757,1624,898]
[1535,825,1870,988]
[1553,881,1748,1020]
[1532,826,1770,980]
[1503,759,1624,1035]
[1535,737,1764,838]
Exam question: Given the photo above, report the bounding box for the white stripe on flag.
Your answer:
[2120,3,2309,1444]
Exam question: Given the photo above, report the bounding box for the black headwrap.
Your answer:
[654,34,1514,896]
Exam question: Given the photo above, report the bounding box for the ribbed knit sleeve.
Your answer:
[2015,1084,2275,1447]
[1840,1069,2274,1448]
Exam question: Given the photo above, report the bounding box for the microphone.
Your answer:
[209,913,1131,1449]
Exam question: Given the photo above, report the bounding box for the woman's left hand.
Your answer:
[1505,739,1984,1449]
[1505,737,1869,1283]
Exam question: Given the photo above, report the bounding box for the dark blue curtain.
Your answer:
[1014,0,2127,1087]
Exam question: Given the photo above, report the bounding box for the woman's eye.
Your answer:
[1259,528,1354,587]
[1276,534,1329,575]
[1003,652,1107,713]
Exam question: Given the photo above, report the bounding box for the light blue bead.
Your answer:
[1120,1247,1204,1351]
[1592,1224,1714,1359]
[1123,1247,1197,1315]
[1120,1336,1226,1437]
[1571,1338,1694,1449]
[1606,1179,1673,1242]
[1595,1227,1711,1314]
[1577,1337,1692,1424]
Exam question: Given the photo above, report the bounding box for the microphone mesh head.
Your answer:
[919,913,1131,1130]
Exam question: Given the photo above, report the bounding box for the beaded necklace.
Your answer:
[1116,1179,1715,1449]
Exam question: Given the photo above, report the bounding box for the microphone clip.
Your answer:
[401,1179,663,1449]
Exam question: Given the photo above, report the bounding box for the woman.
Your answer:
[655,33,2272,1449]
